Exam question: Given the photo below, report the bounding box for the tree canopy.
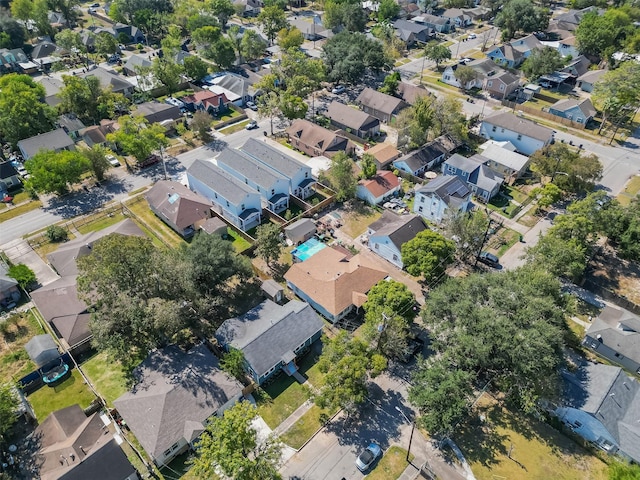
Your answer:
[494,0,549,40]
[424,41,452,68]
[323,31,391,84]
[8,264,37,290]
[107,116,168,163]
[521,47,566,81]
[0,383,18,440]
[257,5,288,45]
[25,150,91,195]
[529,143,603,194]
[444,209,490,263]
[255,223,283,268]
[401,229,455,283]
[58,75,129,125]
[575,8,633,58]
[592,62,640,135]
[327,152,357,202]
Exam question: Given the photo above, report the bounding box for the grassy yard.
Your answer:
[219,119,252,135]
[0,310,44,383]
[125,198,185,248]
[27,369,97,422]
[80,351,130,406]
[255,376,312,429]
[341,204,382,239]
[158,451,207,480]
[0,199,42,223]
[225,226,252,253]
[367,446,413,480]
[33,231,77,259]
[76,211,126,234]
[456,395,608,480]
[280,404,326,449]
[617,174,640,206]
[518,205,541,228]
[487,227,521,257]
[487,193,520,218]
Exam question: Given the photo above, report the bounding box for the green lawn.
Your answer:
[125,198,185,248]
[219,119,251,135]
[280,404,325,449]
[367,446,413,480]
[255,376,312,429]
[76,212,126,234]
[617,175,640,206]
[28,369,97,421]
[225,226,252,253]
[0,310,43,383]
[489,228,521,257]
[518,205,541,228]
[487,194,520,218]
[81,351,130,405]
[0,200,42,222]
[341,205,381,239]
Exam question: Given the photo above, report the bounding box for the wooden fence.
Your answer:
[501,101,586,130]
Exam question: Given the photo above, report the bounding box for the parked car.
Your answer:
[88,7,97,13]
[331,85,346,94]
[478,251,500,268]
[106,154,120,167]
[246,120,258,130]
[165,97,185,108]
[356,443,382,472]
[245,101,258,111]
[539,81,552,88]
[468,33,477,39]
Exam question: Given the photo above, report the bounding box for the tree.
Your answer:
[45,225,68,242]
[275,48,325,98]
[211,37,238,69]
[409,360,473,435]
[431,96,468,142]
[444,209,490,262]
[241,29,267,61]
[379,71,400,96]
[95,31,118,56]
[423,41,452,69]
[592,62,640,135]
[329,152,357,202]
[10,0,34,23]
[315,332,386,414]
[82,145,112,181]
[378,0,400,21]
[257,91,282,136]
[415,267,567,417]
[191,111,214,143]
[323,31,390,84]
[8,264,36,290]
[161,25,183,58]
[323,0,368,32]
[575,9,632,58]
[255,223,282,268]
[524,234,587,281]
[401,230,455,283]
[0,383,18,440]
[0,74,56,147]
[191,401,283,480]
[521,47,565,81]
[495,0,549,41]
[454,65,477,90]
[277,27,304,50]
[47,0,82,28]
[279,93,308,120]
[183,56,209,81]
[362,280,416,358]
[152,57,184,96]
[530,182,563,210]
[58,75,129,125]
[608,462,640,480]
[257,5,288,45]
[107,116,169,163]
[529,143,603,194]
[220,348,247,383]
[208,0,235,29]
[25,150,91,195]
[360,153,377,179]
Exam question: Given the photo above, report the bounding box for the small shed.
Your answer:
[284,218,316,245]
[522,84,541,100]
[197,216,227,236]
[25,335,60,368]
[261,279,284,304]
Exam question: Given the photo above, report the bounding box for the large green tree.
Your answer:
[529,143,603,194]
[423,41,452,69]
[255,223,282,268]
[575,9,632,58]
[524,234,587,281]
[401,230,455,283]
[495,0,549,40]
[257,5,288,45]
[0,384,18,440]
[191,401,283,480]
[82,145,112,182]
[444,210,490,263]
[25,150,91,195]
[58,75,129,125]
[323,31,390,84]
[592,62,640,135]
[183,56,209,81]
[152,57,184,96]
[8,264,36,290]
[107,116,168,163]
[241,29,267,61]
[277,27,304,50]
[0,74,56,147]
[328,152,357,202]
[208,0,235,29]
[521,47,565,81]
[378,0,400,21]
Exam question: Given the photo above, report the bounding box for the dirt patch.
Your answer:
[584,245,640,306]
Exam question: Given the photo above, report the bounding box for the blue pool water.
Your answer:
[292,238,326,262]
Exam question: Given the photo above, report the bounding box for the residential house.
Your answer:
[551,6,599,34]
[79,120,117,148]
[486,34,542,68]
[355,88,408,124]
[240,138,315,200]
[440,8,471,27]
[135,102,183,131]
[216,300,324,385]
[413,14,452,33]
[33,405,137,480]
[261,279,284,304]
[555,362,640,463]
[562,54,591,77]
[92,23,145,44]
[583,306,640,375]
[212,73,261,104]
[441,58,505,90]
[577,69,606,93]
[17,129,75,160]
[187,160,262,231]
[286,119,355,158]
[284,218,316,245]
[0,162,21,191]
[484,71,520,99]
[479,111,554,155]
[289,17,333,40]
[122,54,152,76]
[79,67,135,96]
[233,0,261,17]
[393,19,433,46]
[0,48,36,74]
[413,175,472,223]
[31,41,65,72]
[114,344,244,466]
[393,135,461,177]
[478,142,530,181]
[367,212,427,269]
[285,246,387,322]
[365,143,401,170]
[463,6,491,21]
[197,216,227,235]
[396,82,431,105]
[217,148,291,213]
[443,153,504,201]
[182,90,230,116]
[36,77,65,107]
[145,180,214,238]
[57,114,86,140]
[326,101,380,139]
[548,98,596,125]
[356,171,401,205]
[0,273,20,308]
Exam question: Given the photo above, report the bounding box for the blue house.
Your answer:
[393,135,461,177]
[217,148,291,214]
[186,160,262,231]
[215,300,324,385]
[554,362,640,464]
[486,34,541,68]
[366,212,427,269]
[548,98,596,125]
[414,175,472,224]
[442,154,504,202]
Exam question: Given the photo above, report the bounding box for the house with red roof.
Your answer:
[182,90,230,116]
[356,170,401,205]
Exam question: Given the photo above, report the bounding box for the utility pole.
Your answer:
[377,313,390,352]
[474,208,492,267]
[395,406,416,463]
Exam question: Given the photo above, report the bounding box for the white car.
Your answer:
[106,154,120,167]
[468,33,477,39]
[356,443,382,472]
[331,85,346,94]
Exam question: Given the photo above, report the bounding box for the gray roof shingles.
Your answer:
[240,137,309,180]
[17,128,75,159]
[187,159,259,205]
[217,148,287,191]
[482,111,553,142]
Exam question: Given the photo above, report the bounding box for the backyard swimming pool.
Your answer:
[292,237,326,262]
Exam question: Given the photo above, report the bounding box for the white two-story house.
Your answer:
[479,111,554,155]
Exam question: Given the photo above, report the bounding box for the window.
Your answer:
[418,206,423,212]
[226,201,229,207]
[375,243,379,249]
[615,352,623,359]
[517,134,522,140]
[420,197,425,203]
[241,204,245,210]
[305,172,309,178]
[392,254,398,261]
[500,128,504,133]
[492,126,497,132]
[487,80,493,87]
[245,179,248,184]
[499,84,504,91]
[214,193,218,199]
[271,189,275,195]
[163,442,180,457]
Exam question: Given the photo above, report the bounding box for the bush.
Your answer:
[8,264,36,290]
[45,225,68,243]
[311,197,320,206]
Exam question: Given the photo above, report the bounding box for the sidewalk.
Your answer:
[273,399,315,436]
[1,238,59,287]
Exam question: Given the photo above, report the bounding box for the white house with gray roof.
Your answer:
[114,344,243,467]
[216,300,324,385]
[555,362,640,463]
[186,160,262,231]
[240,138,315,200]
[17,128,75,160]
[478,142,530,181]
[217,148,290,213]
[414,175,472,223]
[479,111,554,155]
[443,154,504,201]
